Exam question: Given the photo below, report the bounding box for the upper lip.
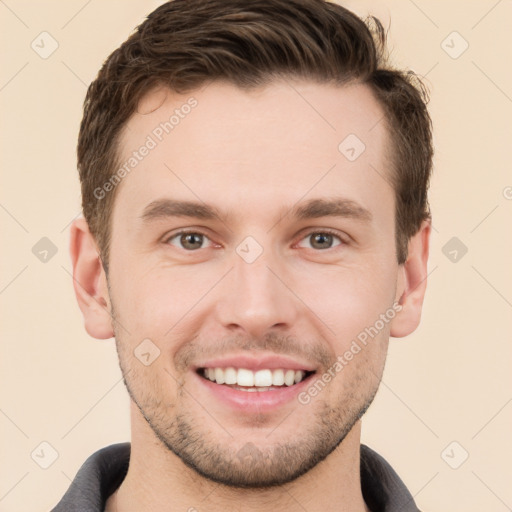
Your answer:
[194,353,317,372]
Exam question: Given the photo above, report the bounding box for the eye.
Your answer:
[165,231,214,251]
[297,230,345,250]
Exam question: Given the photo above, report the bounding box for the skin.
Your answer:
[70,80,430,512]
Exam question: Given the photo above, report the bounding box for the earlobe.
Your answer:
[390,220,431,338]
[70,218,114,340]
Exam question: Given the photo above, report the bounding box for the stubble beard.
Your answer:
[114,333,383,488]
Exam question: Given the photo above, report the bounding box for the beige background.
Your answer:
[1,1,511,510]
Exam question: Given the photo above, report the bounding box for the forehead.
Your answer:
[113,80,392,228]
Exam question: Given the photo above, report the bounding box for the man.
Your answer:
[53,0,432,510]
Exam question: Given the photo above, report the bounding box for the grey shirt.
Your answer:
[51,443,420,511]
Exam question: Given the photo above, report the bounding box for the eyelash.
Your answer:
[164,228,348,251]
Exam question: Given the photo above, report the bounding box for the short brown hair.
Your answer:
[78,0,433,269]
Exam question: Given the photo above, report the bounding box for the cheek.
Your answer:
[298,257,398,342]
[109,259,215,343]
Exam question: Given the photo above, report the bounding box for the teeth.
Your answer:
[224,367,237,385]
[203,367,308,387]
[272,369,284,386]
[237,368,254,387]
[254,369,272,387]
[214,368,225,384]
[284,369,295,386]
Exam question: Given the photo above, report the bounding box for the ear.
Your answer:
[390,219,431,338]
[69,218,114,339]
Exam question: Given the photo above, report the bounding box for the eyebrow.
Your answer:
[139,197,372,224]
[291,197,372,222]
[140,199,226,223]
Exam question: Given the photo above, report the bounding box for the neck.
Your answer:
[105,404,370,512]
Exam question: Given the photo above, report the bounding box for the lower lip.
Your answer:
[193,371,314,413]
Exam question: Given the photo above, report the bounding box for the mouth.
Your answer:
[197,366,316,392]
[192,354,318,413]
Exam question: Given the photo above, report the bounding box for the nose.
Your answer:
[214,245,299,339]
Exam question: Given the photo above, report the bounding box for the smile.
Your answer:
[198,367,314,391]
[197,367,314,406]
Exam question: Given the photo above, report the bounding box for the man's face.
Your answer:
[107,80,400,486]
